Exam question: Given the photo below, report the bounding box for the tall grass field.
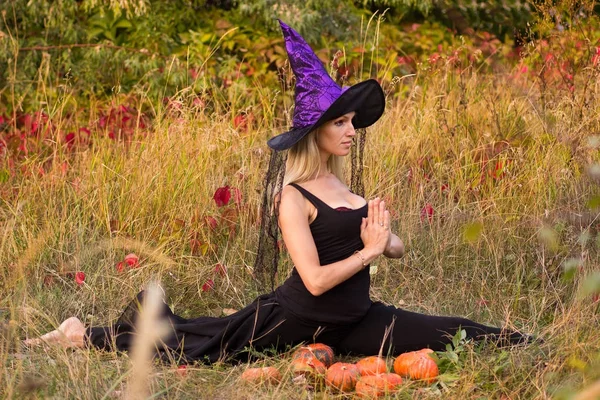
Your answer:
[1,4,600,399]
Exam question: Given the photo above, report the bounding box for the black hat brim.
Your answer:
[267,79,385,151]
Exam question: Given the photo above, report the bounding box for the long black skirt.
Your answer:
[87,291,526,364]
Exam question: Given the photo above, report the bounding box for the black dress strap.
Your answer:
[288,183,328,210]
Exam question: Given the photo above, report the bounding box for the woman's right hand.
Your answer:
[360,198,391,261]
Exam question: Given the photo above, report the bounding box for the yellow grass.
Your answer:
[1,45,600,399]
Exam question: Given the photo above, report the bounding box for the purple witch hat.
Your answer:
[267,20,385,150]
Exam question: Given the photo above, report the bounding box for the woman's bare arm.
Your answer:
[278,186,389,296]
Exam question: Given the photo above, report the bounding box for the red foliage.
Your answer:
[428,53,441,64]
[420,204,435,223]
[116,261,125,273]
[490,159,512,180]
[65,132,76,148]
[75,271,86,286]
[98,104,147,141]
[214,263,227,277]
[593,47,600,66]
[124,253,139,268]
[233,114,247,131]
[205,216,218,230]
[201,279,214,292]
[176,364,188,377]
[213,186,231,207]
[190,239,204,255]
[115,253,140,272]
[18,111,50,137]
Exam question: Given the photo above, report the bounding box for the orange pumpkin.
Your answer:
[291,356,327,377]
[355,373,402,398]
[393,349,434,377]
[381,372,403,388]
[325,362,360,392]
[292,343,334,367]
[240,367,282,385]
[407,356,439,384]
[356,355,387,376]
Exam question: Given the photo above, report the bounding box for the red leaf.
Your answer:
[65,132,76,147]
[491,160,511,180]
[190,239,203,255]
[177,365,188,377]
[124,253,139,268]
[193,97,205,108]
[420,204,435,223]
[213,186,231,207]
[214,263,227,277]
[116,261,125,273]
[201,279,214,292]
[205,216,218,230]
[428,53,441,64]
[233,114,247,131]
[75,271,86,286]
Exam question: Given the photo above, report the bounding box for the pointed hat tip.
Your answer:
[278,19,291,32]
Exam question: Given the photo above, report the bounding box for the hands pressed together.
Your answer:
[359,197,392,262]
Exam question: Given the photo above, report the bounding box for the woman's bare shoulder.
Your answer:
[277,184,305,209]
[277,184,311,226]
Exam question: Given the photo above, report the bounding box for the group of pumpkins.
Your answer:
[240,343,439,397]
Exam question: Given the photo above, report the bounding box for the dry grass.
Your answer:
[2,34,600,399]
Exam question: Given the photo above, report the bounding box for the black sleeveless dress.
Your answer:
[87,183,524,363]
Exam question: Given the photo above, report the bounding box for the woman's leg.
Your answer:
[25,291,172,352]
[338,302,529,356]
[24,317,86,348]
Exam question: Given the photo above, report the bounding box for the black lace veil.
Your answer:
[253,128,367,291]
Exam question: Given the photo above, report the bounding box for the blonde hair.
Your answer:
[282,128,344,187]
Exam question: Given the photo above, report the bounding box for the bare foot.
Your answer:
[24,317,86,349]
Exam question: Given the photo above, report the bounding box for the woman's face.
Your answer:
[316,111,356,157]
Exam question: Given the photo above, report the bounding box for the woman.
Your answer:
[25,20,531,362]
